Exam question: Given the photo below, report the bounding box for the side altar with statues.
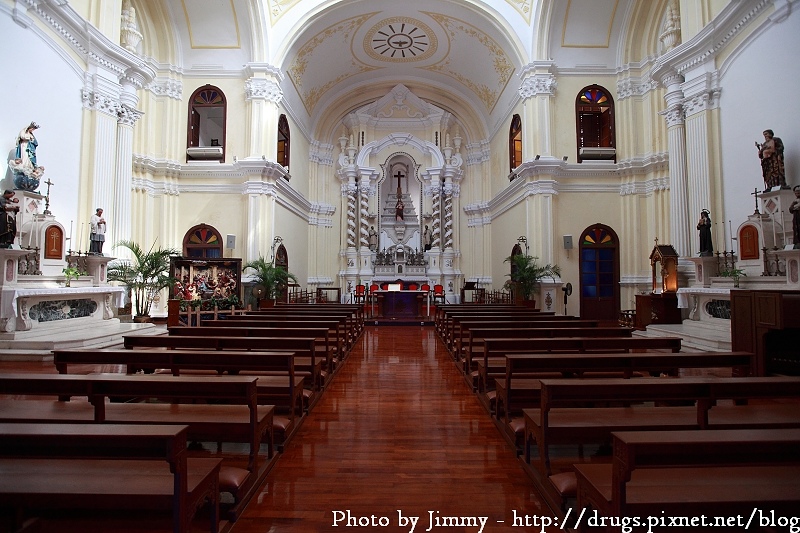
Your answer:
[1,122,145,356]
[641,129,800,362]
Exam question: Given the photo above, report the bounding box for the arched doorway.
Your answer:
[274,243,289,302]
[579,224,620,321]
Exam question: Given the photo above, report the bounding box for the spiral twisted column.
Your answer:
[431,187,442,249]
[443,189,454,249]
[345,184,357,248]
[359,185,370,249]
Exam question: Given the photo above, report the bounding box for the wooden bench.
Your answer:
[0,372,273,519]
[123,333,323,391]
[252,303,364,336]
[466,327,633,380]
[0,422,221,533]
[239,309,361,349]
[574,429,800,531]
[496,351,755,424]
[202,317,350,359]
[522,376,800,514]
[452,318,597,363]
[437,309,557,348]
[53,348,305,424]
[168,325,336,375]
[477,335,679,393]
[434,305,552,339]
[444,313,581,352]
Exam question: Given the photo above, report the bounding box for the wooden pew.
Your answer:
[444,312,578,353]
[168,325,336,376]
[525,376,800,473]
[434,305,550,338]
[259,303,364,336]
[241,308,362,348]
[0,423,221,533]
[0,372,272,519]
[202,317,349,360]
[476,335,679,393]
[439,307,556,353]
[465,326,633,380]
[521,376,800,514]
[452,317,596,362]
[123,334,323,391]
[574,429,800,531]
[496,351,755,424]
[53,348,305,425]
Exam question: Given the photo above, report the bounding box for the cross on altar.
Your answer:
[751,187,760,214]
[43,178,54,215]
[394,170,404,192]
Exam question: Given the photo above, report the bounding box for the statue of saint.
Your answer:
[368,226,378,251]
[697,210,713,256]
[395,198,404,221]
[756,129,786,191]
[790,186,800,249]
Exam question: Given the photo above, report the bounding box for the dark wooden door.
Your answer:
[579,224,620,321]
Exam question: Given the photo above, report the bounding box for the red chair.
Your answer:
[409,283,418,291]
[432,284,446,305]
[353,284,366,305]
[420,283,430,293]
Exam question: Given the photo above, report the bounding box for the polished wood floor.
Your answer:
[233,325,552,532]
[0,326,553,532]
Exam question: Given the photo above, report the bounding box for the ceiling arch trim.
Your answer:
[356,133,445,169]
[421,11,516,112]
[286,12,380,114]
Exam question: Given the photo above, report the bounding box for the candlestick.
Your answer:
[728,220,732,253]
[68,220,73,249]
[79,223,84,252]
[771,213,777,248]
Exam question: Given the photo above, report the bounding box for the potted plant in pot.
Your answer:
[503,254,561,307]
[243,256,298,308]
[107,240,179,321]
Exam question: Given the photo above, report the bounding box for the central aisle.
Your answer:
[231,326,553,532]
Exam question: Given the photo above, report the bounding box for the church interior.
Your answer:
[1,0,800,531]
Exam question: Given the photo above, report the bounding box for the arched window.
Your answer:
[182,223,223,258]
[277,114,290,179]
[509,114,522,174]
[187,85,226,163]
[575,85,615,163]
[579,224,620,320]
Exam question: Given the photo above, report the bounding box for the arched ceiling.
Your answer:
[148,0,634,139]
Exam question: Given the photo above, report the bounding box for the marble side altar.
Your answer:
[0,245,151,356]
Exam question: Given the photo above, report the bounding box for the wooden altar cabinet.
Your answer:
[374,290,424,319]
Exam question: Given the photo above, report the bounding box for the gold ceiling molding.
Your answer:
[506,0,533,25]
[268,0,302,25]
[363,17,438,63]
[422,12,515,112]
[287,13,380,114]
[181,0,240,49]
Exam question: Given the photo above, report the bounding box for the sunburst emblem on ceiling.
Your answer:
[364,17,437,62]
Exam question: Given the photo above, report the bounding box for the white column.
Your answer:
[660,73,691,257]
[82,85,120,254]
[113,105,141,251]
[519,62,557,159]
[244,66,283,159]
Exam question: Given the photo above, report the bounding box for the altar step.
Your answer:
[0,321,160,361]
[635,320,732,352]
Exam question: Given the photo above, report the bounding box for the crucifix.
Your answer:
[43,178,54,215]
[751,187,760,214]
[394,170,405,195]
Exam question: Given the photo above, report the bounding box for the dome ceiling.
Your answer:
[159,0,631,135]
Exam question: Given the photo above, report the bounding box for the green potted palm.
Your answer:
[504,254,561,306]
[107,240,179,321]
[243,256,298,308]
